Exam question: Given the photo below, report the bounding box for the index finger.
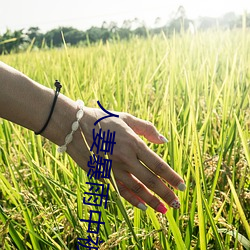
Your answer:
[123,114,165,144]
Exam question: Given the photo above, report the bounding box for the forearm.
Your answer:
[0,61,77,146]
[0,61,186,212]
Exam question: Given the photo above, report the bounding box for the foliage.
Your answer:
[1,12,250,54]
[0,30,249,249]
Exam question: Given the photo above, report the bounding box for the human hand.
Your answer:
[66,105,186,214]
[0,62,185,213]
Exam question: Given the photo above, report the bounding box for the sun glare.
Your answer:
[0,0,249,33]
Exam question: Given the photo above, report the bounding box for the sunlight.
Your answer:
[185,0,248,18]
[0,0,249,33]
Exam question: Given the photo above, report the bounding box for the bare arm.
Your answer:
[0,61,77,146]
[0,61,186,213]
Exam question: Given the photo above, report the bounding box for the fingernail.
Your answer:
[158,134,168,143]
[156,203,168,214]
[170,199,181,209]
[137,203,147,211]
[177,182,186,191]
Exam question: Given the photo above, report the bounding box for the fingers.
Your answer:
[124,114,168,144]
[130,161,180,208]
[137,142,186,191]
[116,180,148,211]
[115,165,180,213]
[121,114,185,190]
[116,173,168,213]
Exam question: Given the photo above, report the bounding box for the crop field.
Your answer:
[0,30,250,249]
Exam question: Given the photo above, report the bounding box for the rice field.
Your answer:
[0,29,250,250]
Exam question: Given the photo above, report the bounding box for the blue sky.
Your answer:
[0,0,249,33]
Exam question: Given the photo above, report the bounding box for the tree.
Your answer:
[122,19,132,30]
[168,5,194,34]
[0,29,29,54]
[220,12,237,29]
[27,27,43,47]
[45,27,85,47]
[108,21,118,33]
[154,17,162,28]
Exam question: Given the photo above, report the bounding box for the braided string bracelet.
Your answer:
[57,100,85,153]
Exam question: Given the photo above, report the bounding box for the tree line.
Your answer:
[0,11,249,54]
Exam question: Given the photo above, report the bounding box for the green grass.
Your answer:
[0,29,250,249]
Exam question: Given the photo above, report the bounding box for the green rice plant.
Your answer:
[0,29,249,249]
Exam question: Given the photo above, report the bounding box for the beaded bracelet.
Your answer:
[57,100,85,153]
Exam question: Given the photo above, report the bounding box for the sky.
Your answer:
[0,0,249,34]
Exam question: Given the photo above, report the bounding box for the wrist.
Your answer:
[41,93,79,146]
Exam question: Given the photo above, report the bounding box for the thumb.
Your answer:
[124,114,168,144]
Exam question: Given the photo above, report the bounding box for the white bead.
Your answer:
[76,109,84,120]
[65,133,73,144]
[72,121,79,131]
[57,145,67,153]
[76,100,84,108]
[57,100,85,154]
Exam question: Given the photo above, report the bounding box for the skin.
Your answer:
[0,61,185,213]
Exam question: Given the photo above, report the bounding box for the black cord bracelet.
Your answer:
[35,80,62,135]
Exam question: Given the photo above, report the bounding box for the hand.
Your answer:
[67,106,186,213]
[0,62,185,213]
